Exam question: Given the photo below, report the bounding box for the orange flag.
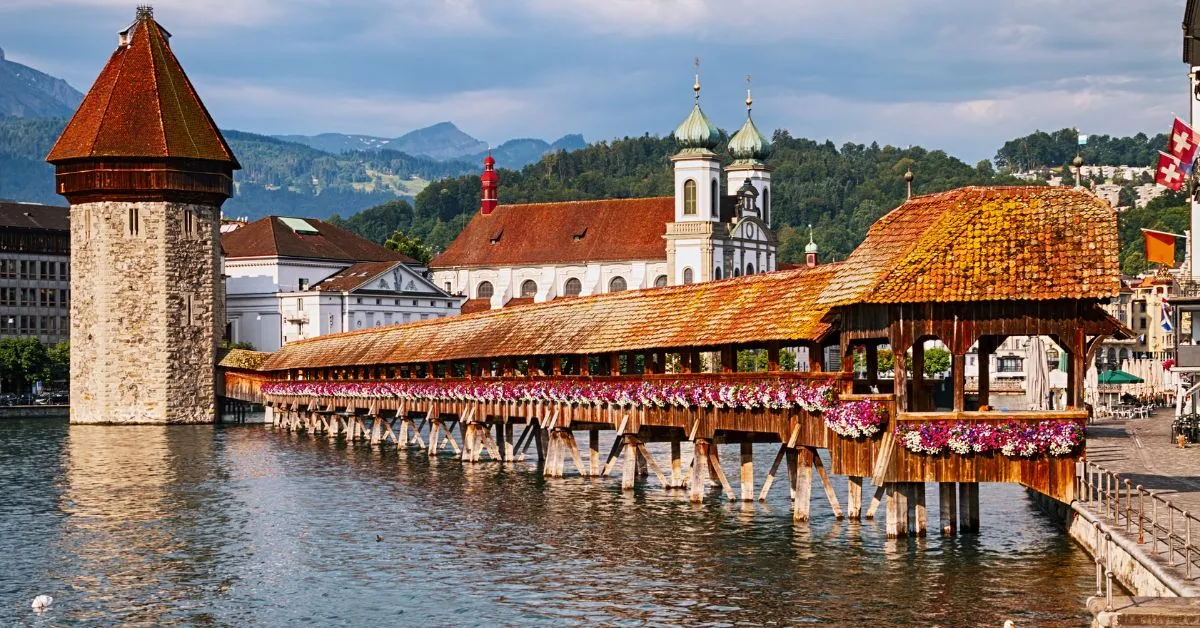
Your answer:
[1143,229,1177,265]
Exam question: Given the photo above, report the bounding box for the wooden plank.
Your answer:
[564,431,589,476]
[739,442,755,502]
[635,442,671,488]
[866,484,885,519]
[689,440,710,503]
[847,476,862,519]
[589,429,600,476]
[707,446,736,501]
[939,482,957,536]
[794,447,814,521]
[670,437,682,488]
[758,444,788,501]
[810,448,843,519]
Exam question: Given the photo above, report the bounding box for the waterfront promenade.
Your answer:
[1087,410,1200,515]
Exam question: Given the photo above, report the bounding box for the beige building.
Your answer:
[0,201,70,344]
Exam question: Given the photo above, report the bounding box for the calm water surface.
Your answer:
[0,418,1097,626]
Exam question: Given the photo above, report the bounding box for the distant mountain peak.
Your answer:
[0,48,84,119]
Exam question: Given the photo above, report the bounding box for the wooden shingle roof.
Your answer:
[46,11,238,167]
[818,186,1120,306]
[259,264,841,371]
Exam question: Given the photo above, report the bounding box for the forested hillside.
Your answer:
[994,128,1168,171]
[0,118,477,218]
[381,131,1027,262]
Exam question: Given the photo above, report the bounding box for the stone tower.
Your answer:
[46,7,239,424]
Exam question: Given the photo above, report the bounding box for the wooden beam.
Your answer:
[670,436,683,488]
[847,476,863,520]
[811,448,843,519]
[739,442,754,502]
[689,439,711,502]
[866,484,885,519]
[952,352,966,412]
[707,445,736,501]
[758,444,788,501]
[939,482,957,536]
[589,429,600,476]
[767,342,781,372]
[635,442,671,488]
[793,446,814,521]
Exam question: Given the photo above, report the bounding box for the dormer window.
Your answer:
[489,228,504,245]
[573,227,587,241]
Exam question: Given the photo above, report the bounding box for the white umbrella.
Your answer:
[1025,337,1050,411]
[1085,365,1100,407]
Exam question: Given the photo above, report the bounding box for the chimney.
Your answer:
[480,154,498,215]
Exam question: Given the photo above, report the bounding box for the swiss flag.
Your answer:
[1157,151,1187,192]
[1171,117,1200,165]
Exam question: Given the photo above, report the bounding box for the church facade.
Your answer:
[430,78,783,312]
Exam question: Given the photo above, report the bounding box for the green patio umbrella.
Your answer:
[1098,369,1144,385]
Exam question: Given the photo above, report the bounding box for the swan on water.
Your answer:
[31,595,53,611]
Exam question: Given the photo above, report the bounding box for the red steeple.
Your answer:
[46,6,239,205]
[480,154,498,215]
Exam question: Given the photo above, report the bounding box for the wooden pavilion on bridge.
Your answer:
[222,186,1129,537]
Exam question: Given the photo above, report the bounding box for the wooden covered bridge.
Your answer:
[221,186,1127,537]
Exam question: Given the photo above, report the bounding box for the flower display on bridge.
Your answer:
[260,378,840,412]
[895,420,1083,458]
[823,399,888,439]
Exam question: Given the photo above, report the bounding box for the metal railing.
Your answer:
[1077,460,1200,607]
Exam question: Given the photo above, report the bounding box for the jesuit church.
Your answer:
[430,77,798,313]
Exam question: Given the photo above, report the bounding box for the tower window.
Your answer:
[763,187,770,225]
[683,179,697,215]
[183,209,195,238]
[683,267,694,284]
[715,267,722,280]
[609,276,627,292]
[654,275,668,288]
[127,207,140,236]
[746,263,755,275]
[711,179,719,217]
[520,280,537,298]
[477,281,494,299]
[564,278,582,296]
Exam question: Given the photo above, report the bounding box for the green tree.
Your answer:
[923,347,951,378]
[47,340,68,384]
[384,229,434,265]
[0,337,50,391]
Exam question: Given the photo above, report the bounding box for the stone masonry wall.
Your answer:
[70,200,217,424]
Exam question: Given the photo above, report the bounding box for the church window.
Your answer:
[609,277,627,292]
[682,267,694,284]
[477,281,494,299]
[564,278,582,296]
[520,280,537,298]
[763,187,770,224]
[711,179,719,217]
[734,268,741,277]
[715,267,722,280]
[746,263,755,275]
[683,179,697,215]
[654,275,668,288]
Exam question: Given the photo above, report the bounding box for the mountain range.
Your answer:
[276,122,586,168]
[0,47,83,118]
[0,52,586,219]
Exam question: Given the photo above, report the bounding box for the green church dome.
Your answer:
[728,114,770,164]
[673,103,721,154]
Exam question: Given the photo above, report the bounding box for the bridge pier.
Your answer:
[940,482,958,536]
[689,439,711,502]
[793,447,814,521]
[959,482,980,533]
[740,442,754,502]
[847,476,863,519]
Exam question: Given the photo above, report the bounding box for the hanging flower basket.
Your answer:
[895,420,1083,458]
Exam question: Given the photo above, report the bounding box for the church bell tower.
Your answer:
[46,7,240,424]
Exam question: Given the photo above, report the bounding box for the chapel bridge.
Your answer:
[221,186,1127,537]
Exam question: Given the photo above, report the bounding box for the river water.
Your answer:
[1,418,1097,626]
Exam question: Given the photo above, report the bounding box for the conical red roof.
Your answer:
[46,10,239,167]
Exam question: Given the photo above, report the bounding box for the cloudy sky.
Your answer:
[0,0,1189,162]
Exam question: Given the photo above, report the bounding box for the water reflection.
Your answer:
[1,419,1096,625]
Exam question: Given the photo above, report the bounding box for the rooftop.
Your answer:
[430,197,673,269]
[0,201,68,231]
[221,216,414,263]
[46,9,238,167]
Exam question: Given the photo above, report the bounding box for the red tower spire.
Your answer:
[480,154,498,215]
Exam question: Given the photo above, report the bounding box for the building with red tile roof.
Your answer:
[429,78,781,310]
[222,216,460,352]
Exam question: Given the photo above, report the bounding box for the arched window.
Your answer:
[734,268,741,277]
[683,179,697,215]
[520,280,537,298]
[654,275,668,288]
[715,267,722,280]
[609,276,627,292]
[711,179,719,217]
[477,281,494,299]
[564,278,582,296]
[763,187,770,224]
[746,263,755,275]
[682,267,694,284]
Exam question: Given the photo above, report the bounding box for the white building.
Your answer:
[430,77,781,311]
[222,216,460,351]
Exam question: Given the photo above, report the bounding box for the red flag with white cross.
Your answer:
[1157,151,1187,192]
[1171,117,1200,165]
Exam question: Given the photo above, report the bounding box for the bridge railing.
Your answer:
[1077,459,1200,604]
